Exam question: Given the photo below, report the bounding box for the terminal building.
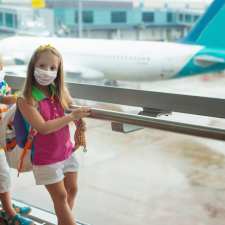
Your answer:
[0,0,207,41]
[0,4,54,36]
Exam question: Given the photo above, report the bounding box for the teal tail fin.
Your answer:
[184,0,225,49]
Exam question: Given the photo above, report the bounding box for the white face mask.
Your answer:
[0,70,5,83]
[34,67,57,86]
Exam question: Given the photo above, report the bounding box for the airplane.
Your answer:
[0,0,225,82]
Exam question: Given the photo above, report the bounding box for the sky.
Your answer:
[143,0,212,2]
[0,0,213,2]
[133,0,213,5]
[131,0,213,9]
[164,0,212,2]
[0,0,214,7]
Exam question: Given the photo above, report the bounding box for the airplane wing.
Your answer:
[64,64,105,80]
[4,65,27,77]
[3,53,28,65]
[4,64,105,80]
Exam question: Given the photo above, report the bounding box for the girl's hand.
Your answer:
[70,107,91,121]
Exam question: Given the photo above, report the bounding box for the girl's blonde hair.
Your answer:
[23,44,72,109]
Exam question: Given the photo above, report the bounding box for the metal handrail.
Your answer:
[5,74,225,119]
[86,107,225,141]
[5,74,225,141]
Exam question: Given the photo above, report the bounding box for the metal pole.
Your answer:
[71,106,225,141]
[5,76,225,119]
[78,0,83,38]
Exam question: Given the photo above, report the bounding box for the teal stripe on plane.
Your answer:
[176,48,225,77]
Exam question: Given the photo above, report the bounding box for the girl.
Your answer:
[17,45,91,225]
[0,55,34,225]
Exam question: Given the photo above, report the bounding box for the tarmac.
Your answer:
[10,73,225,225]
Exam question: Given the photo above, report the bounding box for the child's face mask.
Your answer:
[34,67,57,86]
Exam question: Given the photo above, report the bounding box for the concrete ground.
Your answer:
[10,74,225,225]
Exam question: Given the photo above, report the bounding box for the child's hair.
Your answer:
[23,44,72,109]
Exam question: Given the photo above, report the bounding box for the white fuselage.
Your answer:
[0,36,203,81]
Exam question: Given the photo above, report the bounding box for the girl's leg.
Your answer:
[0,192,16,217]
[64,172,78,209]
[45,181,77,225]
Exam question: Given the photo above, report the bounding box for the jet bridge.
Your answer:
[4,74,225,224]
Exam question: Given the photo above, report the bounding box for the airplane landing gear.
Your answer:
[104,80,118,86]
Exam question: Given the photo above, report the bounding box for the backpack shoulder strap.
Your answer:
[14,96,38,176]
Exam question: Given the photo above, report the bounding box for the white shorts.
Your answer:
[0,150,11,193]
[32,152,79,185]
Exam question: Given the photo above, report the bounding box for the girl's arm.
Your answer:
[18,98,90,135]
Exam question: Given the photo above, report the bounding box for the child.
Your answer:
[0,55,34,224]
[17,44,91,225]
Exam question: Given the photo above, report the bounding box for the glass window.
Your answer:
[167,12,173,23]
[5,13,13,28]
[142,12,154,23]
[111,11,127,23]
[75,10,94,24]
[179,14,183,22]
[185,14,191,23]
[0,12,3,26]
[74,11,78,23]
[83,11,93,23]
[194,15,200,22]
[14,14,18,28]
